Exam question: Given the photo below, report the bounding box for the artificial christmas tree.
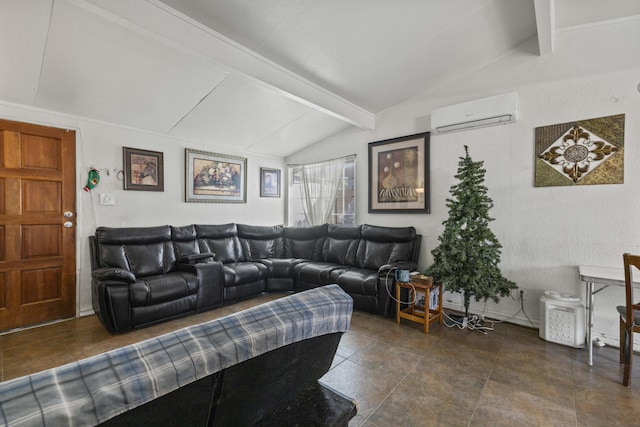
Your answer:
[425,145,516,319]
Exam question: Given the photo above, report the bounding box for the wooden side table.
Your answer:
[396,277,443,334]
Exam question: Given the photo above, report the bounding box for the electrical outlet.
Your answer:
[519,289,527,301]
[99,193,115,206]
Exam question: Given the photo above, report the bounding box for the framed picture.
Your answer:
[368,132,430,213]
[123,147,164,191]
[260,168,281,197]
[185,148,247,203]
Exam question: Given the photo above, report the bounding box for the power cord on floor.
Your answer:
[442,311,494,335]
[442,290,536,334]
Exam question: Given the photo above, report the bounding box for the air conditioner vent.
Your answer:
[431,92,518,134]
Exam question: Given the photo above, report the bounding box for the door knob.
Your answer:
[64,211,74,218]
[63,221,73,228]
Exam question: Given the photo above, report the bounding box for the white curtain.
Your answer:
[298,158,345,225]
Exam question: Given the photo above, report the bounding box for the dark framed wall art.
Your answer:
[123,147,164,191]
[260,168,281,198]
[368,132,430,213]
[185,148,247,203]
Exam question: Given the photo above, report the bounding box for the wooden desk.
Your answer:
[579,265,640,366]
[395,278,443,334]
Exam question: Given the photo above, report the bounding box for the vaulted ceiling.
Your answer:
[1,0,639,157]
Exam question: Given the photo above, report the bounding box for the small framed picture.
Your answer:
[186,148,247,203]
[123,147,164,191]
[260,168,281,198]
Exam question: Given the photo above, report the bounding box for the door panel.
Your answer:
[23,180,62,213]
[0,119,76,331]
[21,267,63,304]
[22,224,62,258]
[21,134,61,170]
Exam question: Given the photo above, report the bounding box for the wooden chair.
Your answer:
[618,253,640,386]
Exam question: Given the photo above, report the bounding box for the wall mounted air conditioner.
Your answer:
[431,92,518,134]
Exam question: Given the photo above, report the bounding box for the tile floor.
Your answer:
[1,295,640,426]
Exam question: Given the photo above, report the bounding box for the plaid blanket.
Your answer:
[0,285,352,427]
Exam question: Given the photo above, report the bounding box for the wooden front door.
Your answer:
[0,119,76,331]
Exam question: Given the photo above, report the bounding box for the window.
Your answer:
[288,156,356,226]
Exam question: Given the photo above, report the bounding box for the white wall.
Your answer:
[287,20,640,345]
[0,102,285,315]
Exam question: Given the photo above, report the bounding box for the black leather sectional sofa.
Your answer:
[89,223,421,333]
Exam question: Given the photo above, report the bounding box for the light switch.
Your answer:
[99,193,115,206]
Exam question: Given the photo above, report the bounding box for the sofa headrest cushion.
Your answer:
[95,226,171,245]
[328,224,361,239]
[171,225,196,241]
[361,224,416,243]
[195,223,238,239]
[284,224,328,240]
[237,224,284,240]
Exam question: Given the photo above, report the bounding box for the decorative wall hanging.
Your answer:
[368,132,430,213]
[185,148,247,203]
[260,168,281,198]
[535,114,624,187]
[123,147,164,191]
[83,167,100,192]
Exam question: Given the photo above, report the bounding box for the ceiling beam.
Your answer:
[534,0,555,55]
[79,0,375,130]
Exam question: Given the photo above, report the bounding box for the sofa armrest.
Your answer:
[178,252,216,264]
[92,267,136,283]
[377,262,417,317]
[92,279,132,333]
[177,261,224,309]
